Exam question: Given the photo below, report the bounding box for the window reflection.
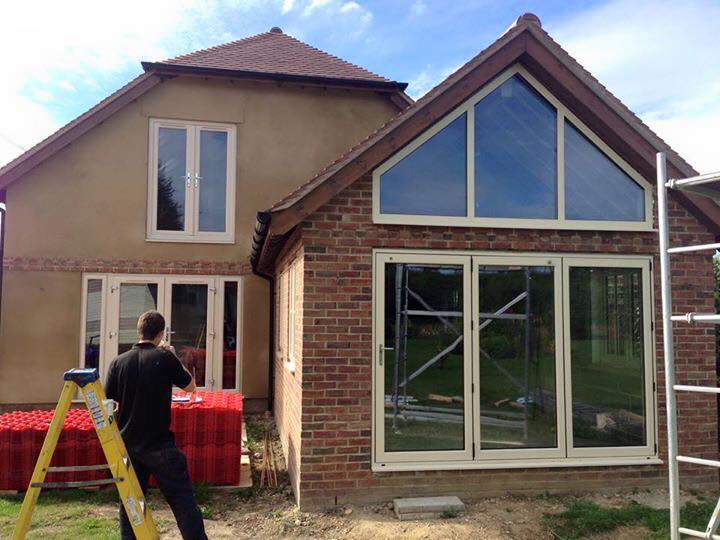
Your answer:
[156,127,186,231]
[380,114,467,217]
[474,75,557,219]
[565,121,644,221]
[569,267,646,447]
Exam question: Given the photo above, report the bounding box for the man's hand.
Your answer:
[158,340,177,356]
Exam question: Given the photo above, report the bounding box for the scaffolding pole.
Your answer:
[658,151,720,540]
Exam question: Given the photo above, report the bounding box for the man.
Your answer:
[105,310,207,540]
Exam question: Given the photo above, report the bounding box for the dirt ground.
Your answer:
[137,488,676,539]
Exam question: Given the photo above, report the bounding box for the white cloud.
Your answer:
[407,63,462,100]
[552,0,720,172]
[281,0,295,13]
[410,0,426,17]
[300,0,373,39]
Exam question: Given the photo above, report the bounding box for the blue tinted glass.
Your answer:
[379,114,467,216]
[474,75,557,219]
[565,121,644,221]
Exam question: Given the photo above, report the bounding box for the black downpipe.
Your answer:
[251,211,275,412]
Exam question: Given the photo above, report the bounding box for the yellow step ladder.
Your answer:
[12,368,158,539]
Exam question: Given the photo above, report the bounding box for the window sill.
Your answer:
[372,455,662,473]
[146,234,235,245]
[372,214,655,232]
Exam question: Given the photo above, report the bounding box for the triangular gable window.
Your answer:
[379,114,467,216]
[474,75,557,219]
[374,66,650,231]
[564,121,645,221]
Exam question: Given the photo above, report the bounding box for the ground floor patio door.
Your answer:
[374,253,474,463]
[374,251,655,468]
[95,275,239,390]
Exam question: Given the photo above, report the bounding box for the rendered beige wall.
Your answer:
[0,76,398,403]
[0,270,81,403]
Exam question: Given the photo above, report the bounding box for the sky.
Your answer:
[1,0,718,173]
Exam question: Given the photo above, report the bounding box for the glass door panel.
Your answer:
[166,279,214,388]
[156,126,188,232]
[104,276,164,382]
[375,253,472,463]
[564,259,653,457]
[118,283,159,354]
[197,129,228,233]
[220,281,239,389]
[473,256,564,459]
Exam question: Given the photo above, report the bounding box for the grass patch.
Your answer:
[0,489,118,539]
[544,498,717,539]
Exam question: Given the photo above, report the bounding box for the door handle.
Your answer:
[378,344,394,366]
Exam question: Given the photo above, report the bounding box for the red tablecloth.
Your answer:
[0,391,242,490]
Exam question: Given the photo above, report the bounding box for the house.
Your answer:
[0,12,717,509]
[0,27,409,408]
[251,14,720,508]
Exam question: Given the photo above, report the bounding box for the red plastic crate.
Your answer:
[0,391,243,490]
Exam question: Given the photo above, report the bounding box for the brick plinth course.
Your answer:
[273,174,719,510]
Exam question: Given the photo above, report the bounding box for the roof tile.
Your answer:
[161,29,391,83]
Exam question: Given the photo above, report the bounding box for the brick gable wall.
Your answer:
[283,173,718,509]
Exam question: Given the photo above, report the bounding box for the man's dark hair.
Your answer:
[137,310,166,340]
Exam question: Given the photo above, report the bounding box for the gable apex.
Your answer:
[251,14,720,272]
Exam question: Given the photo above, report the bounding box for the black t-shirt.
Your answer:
[105,342,192,452]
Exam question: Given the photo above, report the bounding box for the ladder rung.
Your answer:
[677,455,720,468]
[667,242,720,254]
[670,313,720,324]
[668,171,720,189]
[674,385,720,394]
[678,527,720,539]
[47,464,111,472]
[31,478,122,489]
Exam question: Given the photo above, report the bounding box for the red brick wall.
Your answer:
[288,173,718,509]
[2,256,251,275]
[274,241,304,500]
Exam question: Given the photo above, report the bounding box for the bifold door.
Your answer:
[374,253,474,463]
[374,252,655,466]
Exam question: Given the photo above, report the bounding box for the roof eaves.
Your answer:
[141,61,408,92]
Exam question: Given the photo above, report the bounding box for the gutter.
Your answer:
[141,62,409,93]
[250,211,275,412]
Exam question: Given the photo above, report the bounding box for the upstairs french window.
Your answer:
[373,66,652,230]
[147,119,236,243]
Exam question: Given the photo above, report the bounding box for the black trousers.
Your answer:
[119,443,207,540]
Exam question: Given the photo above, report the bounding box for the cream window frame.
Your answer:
[373,252,474,464]
[79,273,243,391]
[287,261,297,365]
[472,255,566,460]
[371,249,658,472]
[372,65,653,231]
[147,118,237,244]
[79,274,108,371]
[562,257,656,459]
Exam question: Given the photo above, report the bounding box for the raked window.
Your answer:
[373,66,652,231]
[373,251,656,470]
[147,119,236,243]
